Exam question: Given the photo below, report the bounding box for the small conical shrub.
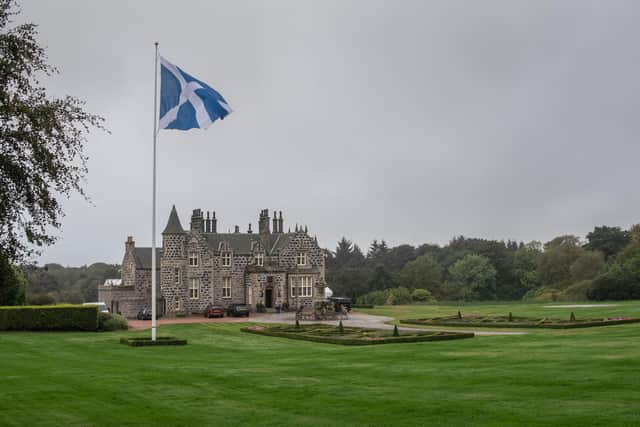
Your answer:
[570,312,576,322]
[295,319,300,329]
[457,310,462,319]
[393,325,399,337]
[508,312,513,322]
[338,320,344,333]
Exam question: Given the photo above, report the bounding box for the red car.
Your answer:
[204,305,225,318]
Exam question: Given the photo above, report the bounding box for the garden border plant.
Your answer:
[242,323,473,345]
[120,336,187,346]
[401,312,640,329]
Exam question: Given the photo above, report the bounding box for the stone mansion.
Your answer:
[98,207,326,318]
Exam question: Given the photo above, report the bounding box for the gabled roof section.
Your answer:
[162,205,185,234]
[133,248,163,269]
[202,232,294,255]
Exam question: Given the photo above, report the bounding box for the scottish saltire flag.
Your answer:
[159,56,232,130]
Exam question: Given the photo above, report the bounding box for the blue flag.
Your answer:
[159,56,232,130]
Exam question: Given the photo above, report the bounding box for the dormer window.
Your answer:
[255,252,264,266]
[188,252,199,267]
[296,252,307,266]
[221,251,231,267]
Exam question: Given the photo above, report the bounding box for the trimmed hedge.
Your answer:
[120,336,187,346]
[242,325,474,345]
[99,312,129,331]
[0,305,99,331]
[401,315,640,329]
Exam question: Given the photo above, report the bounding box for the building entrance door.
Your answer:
[265,286,273,308]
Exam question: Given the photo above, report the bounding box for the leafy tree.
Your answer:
[383,244,417,272]
[367,264,395,291]
[585,226,630,260]
[629,224,640,243]
[447,254,497,300]
[569,251,605,282]
[0,254,25,305]
[538,235,584,288]
[513,241,542,291]
[0,0,104,264]
[398,254,443,296]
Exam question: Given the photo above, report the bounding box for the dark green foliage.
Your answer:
[120,336,187,346]
[255,302,266,313]
[295,318,300,329]
[393,325,399,337]
[0,1,105,264]
[570,312,576,322]
[21,263,119,304]
[586,226,630,260]
[508,312,513,322]
[457,310,462,319]
[338,320,344,333]
[0,254,25,305]
[0,304,98,331]
[26,292,55,305]
[410,288,435,303]
[98,312,128,331]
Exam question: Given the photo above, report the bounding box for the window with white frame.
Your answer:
[189,278,200,299]
[296,252,307,266]
[222,277,231,298]
[188,252,199,267]
[290,276,313,298]
[174,268,181,284]
[175,298,182,311]
[255,252,264,266]
[221,252,231,267]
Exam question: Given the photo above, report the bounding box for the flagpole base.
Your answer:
[152,326,157,341]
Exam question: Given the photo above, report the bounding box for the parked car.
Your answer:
[204,304,225,318]
[83,302,110,313]
[329,297,352,313]
[226,303,250,317]
[135,308,162,320]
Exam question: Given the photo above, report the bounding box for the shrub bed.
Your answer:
[401,313,640,329]
[242,324,473,345]
[99,312,129,331]
[0,305,98,331]
[120,336,187,346]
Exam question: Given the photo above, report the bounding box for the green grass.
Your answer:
[1,301,639,426]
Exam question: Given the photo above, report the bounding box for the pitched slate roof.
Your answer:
[204,232,293,255]
[162,205,185,234]
[133,248,163,269]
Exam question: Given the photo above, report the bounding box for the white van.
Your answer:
[82,302,110,313]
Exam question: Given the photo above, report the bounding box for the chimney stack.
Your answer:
[190,209,204,232]
[125,236,135,253]
[205,211,211,233]
[258,209,271,235]
[278,211,283,233]
[234,225,240,233]
[211,211,217,233]
[272,210,278,234]
[248,223,253,233]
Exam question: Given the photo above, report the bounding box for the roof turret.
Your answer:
[162,205,185,234]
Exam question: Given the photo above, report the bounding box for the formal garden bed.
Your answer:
[120,336,187,346]
[242,323,474,345]
[401,311,640,329]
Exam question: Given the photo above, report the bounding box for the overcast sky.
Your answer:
[18,0,640,266]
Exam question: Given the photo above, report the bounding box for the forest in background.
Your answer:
[14,224,640,306]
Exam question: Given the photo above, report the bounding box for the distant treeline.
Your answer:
[326,224,640,303]
[5,224,639,307]
[19,263,119,305]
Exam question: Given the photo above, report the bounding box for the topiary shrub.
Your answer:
[99,312,128,331]
[393,325,399,337]
[570,312,576,322]
[338,320,344,333]
[457,310,462,319]
[411,288,436,303]
[508,312,513,322]
[295,319,300,329]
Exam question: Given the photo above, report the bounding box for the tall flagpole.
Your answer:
[151,42,159,341]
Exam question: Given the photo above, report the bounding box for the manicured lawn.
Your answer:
[1,301,639,426]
